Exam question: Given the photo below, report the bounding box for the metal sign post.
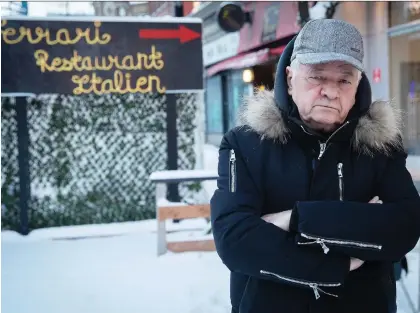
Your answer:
[1,93,36,235]
[165,1,185,205]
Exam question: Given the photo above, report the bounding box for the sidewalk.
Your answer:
[203,143,420,313]
[397,245,419,313]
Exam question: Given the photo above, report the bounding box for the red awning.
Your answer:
[270,46,285,55]
[206,46,285,77]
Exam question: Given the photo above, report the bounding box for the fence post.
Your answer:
[15,96,31,235]
[166,94,180,203]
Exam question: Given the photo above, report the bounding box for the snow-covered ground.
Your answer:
[1,219,231,313]
[398,249,420,313]
[2,218,419,313]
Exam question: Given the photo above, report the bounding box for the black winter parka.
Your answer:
[210,38,420,313]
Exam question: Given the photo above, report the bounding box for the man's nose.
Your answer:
[320,83,339,100]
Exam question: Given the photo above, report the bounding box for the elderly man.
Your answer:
[210,19,420,313]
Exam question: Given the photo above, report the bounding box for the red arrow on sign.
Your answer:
[138,25,201,44]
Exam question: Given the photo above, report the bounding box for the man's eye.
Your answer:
[307,76,325,85]
[339,80,351,84]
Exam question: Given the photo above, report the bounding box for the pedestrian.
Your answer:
[210,19,420,313]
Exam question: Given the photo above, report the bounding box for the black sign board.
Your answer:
[217,2,253,33]
[1,16,204,95]
[217,2,246,33]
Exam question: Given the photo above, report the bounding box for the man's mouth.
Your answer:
[315,105,339,111]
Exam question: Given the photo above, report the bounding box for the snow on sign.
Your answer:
[1,16,204,95]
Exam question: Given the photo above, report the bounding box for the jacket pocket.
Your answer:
[229,149,237,193]
[260,270,341,300]
[239,276,312,313]
[297,232,382,255]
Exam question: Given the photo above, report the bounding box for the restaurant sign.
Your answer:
[1,16,203,95]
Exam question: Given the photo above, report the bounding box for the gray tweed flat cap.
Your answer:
[291,19,364,72]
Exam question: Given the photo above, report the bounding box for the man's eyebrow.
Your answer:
[337,64,356,77]
[307,66,323,74]
[341,70,355,77]
[310,65,356,77]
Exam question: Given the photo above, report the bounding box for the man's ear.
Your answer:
[285,66,293,95]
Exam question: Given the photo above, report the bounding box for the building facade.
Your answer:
[193,2,300,145]
[335,1,420,154]
[195,1,420,153]
[93,1,148,17]
[147,1,198,17]
[388,2,420,154]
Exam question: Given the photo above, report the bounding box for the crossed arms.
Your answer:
[210,131,420,296]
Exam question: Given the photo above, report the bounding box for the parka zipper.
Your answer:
[297,233,383,254]
[260,270,341,300]
[304,121,350,161]
[337,162,344,201]
[318,142,326,160]
[229,149,236,192]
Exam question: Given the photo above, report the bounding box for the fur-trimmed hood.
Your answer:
[237,90,403,156]
[240,34,404,156]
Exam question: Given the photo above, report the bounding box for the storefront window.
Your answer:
[205,75,224,136]
[389,32,420,153]
[226,71,252,130]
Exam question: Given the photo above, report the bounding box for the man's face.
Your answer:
[286,61,360,133]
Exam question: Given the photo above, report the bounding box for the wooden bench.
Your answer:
[149,169,218,256]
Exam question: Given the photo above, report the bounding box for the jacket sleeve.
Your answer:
[211,130,351,295]
[290,149,420,262]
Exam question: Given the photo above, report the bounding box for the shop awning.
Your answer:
[206,46,285,77]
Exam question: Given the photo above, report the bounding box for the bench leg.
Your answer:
[155,183,167,201]
[157,219,167,256]
[156,183,168,256]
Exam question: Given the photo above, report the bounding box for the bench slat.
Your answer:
[149,170,218,183]
[167,239,216,253]
[158,204,210,221]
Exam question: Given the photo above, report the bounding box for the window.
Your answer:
[226,71,252,130]
[389,32,420,153]
[205,75,224,135]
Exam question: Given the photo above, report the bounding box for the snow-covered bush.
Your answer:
[1,93,200,232]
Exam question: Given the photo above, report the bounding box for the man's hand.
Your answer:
[369,196,383,204]
[261,210,292,232]
[350,258,365,271]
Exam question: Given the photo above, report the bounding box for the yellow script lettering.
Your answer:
[33,48,165,73]
[71,71,167,95]
[1,20,111,45]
